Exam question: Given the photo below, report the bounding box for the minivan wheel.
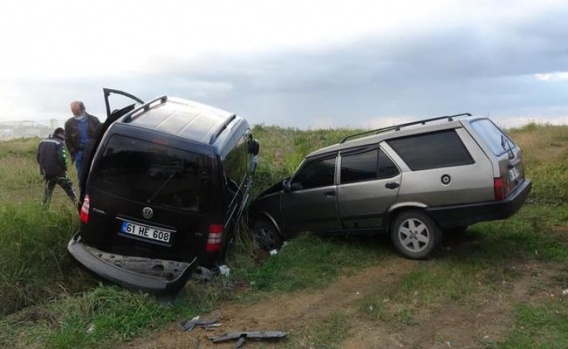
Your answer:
[391,210,442,260]
[253,220,282,252]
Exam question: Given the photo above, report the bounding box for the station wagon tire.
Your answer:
[252,220,282,252]
[391,210,442,260]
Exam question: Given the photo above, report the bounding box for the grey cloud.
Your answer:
[8,4,568,129]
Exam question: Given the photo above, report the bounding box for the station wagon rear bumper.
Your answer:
[426,179,532,228]
[67,232,196,293]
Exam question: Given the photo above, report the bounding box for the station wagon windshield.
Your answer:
[92,135,212,212]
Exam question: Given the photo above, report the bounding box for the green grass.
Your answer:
[500,301,568,349]
[241,234,388,293]
[0,283,223,349]
[286,312,350,349]
[1,124,568,348]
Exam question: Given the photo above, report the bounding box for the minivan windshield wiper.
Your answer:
[147,171,177,204]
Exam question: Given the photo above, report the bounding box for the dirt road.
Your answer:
[121,254,556,349]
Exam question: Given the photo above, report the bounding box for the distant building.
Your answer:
[0,120,51,140]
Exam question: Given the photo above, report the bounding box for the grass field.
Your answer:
[0,123,567,348]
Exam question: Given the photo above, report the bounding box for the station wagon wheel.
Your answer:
[253,220,282,252]
[391,210,442,259]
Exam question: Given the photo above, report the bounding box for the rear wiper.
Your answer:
[147,171,177,204]
[501,135,515,160]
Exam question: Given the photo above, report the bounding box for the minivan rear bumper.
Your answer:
[426,179,532,228]
[67,232,196,293]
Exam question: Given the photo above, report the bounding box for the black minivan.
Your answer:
[68,89,259,293]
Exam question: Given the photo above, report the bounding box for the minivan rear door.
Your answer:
[83,131,215,262]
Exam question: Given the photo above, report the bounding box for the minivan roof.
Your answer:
[123,97,237,145]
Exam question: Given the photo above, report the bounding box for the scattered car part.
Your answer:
[179,316,220,332]
[209,331,287,343]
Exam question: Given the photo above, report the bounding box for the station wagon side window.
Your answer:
[378,148,400,179]
[340,148,400,184]
[291,156,336,190]
[387,129,474,171]
[340,148,377,184]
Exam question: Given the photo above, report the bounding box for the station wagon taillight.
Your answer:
[494,177,506,201]
[206,224,223,252]
[80,195,90,223]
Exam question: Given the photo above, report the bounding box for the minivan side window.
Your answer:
[223,133,248,193]
[292,156,336,190]
[470,119,516,156]
[387,129,473,171]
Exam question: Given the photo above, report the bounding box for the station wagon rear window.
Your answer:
[470,119,517,156]
[91,135,212,212]
[387,129,474,171]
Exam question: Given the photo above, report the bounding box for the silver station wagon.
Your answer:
[249,113,532,259]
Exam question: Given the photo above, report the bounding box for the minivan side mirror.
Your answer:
[282,178,291,192]
[249,139,260,156]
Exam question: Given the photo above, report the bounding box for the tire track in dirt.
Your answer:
[123,257,417,349]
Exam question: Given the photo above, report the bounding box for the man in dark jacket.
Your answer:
[37,128,78,208]
[64,101,101,185]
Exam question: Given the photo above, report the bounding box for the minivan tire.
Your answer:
[391,210,442,260]
[252,220,282,252]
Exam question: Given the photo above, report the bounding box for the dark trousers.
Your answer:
[42,175,77,207]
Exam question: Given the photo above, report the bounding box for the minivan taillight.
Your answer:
[206,224,223,252]
[494,177,506,201]
[80,195,90,223]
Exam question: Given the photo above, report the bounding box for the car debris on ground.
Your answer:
[208,331,287,348]
[179,316,221,332]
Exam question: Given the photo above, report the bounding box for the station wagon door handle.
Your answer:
[385,182,400,189]
[324,191,336,198]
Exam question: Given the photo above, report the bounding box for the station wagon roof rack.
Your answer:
[209,114,237,144]
[124,95,169,122]
[340,113,472,143]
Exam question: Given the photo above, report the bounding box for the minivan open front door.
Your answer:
[103,88,144,119]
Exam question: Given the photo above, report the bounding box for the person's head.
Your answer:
[70,101,86,118]
[53,127,66,140]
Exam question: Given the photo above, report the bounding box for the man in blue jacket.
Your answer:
[37,128,78,208]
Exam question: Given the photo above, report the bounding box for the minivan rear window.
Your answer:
[91,135,212,212]
[470,119,517,156]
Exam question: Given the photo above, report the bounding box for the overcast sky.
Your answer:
[1,0,567,129]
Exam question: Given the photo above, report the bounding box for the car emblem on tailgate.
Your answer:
[142,207,153,219]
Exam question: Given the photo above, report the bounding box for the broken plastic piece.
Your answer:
[179,316,220,332]
[209,331,287,343]
[192,266,213,282]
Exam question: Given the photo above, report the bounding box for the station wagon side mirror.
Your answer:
[282,178,291,192]
[249,139,260,156]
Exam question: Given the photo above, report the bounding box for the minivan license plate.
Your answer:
[120,220,173,243]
